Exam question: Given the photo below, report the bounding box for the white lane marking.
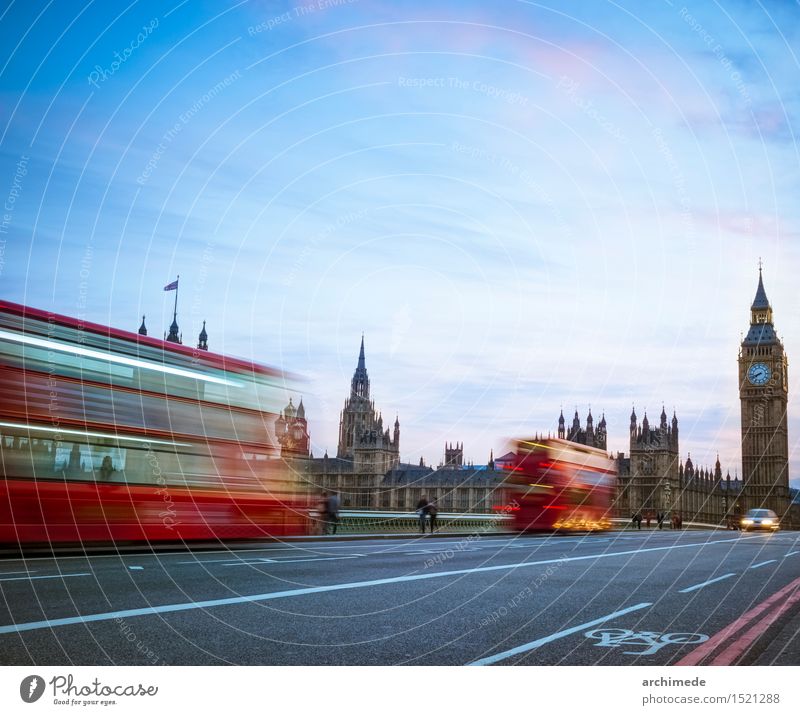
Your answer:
[401,548,481,555]
[173,535,730,565]
[0,538,748,636]
[128,566,144,571]
[785,551,800,557]
[748,560,777,570]
[0,533,727,564]
[0,538,520,564]
[172,539,611,564]
[185,555,364,566]
[221,556,363,566]
[0,573,91,583]
[468,603,652,666]
[505,539,611,549]
[678,573,736,593]
[0,571,37,576]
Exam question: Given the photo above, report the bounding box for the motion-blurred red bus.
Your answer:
[0,300,308,544]
[502,437,616,532]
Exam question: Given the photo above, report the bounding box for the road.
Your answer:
[1,529,799,665]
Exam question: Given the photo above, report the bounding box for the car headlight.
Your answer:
[741,519,753,525]
[762,519,773,525]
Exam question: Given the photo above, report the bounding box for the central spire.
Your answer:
[350,335,370,398]
[752,263,770,310]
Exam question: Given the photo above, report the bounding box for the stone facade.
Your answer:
[380,461,508,512]
[612,408,742,525]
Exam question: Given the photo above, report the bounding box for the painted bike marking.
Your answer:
[468,603,652,665]
[585,628,708,656]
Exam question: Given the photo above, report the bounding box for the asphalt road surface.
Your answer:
[1,529,799,666]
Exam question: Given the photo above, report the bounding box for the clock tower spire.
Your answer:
[738,265,789,516]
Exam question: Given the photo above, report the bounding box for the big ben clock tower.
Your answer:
[738,266,789,515]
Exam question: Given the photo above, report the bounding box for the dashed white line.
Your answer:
[748,560,777,570]
[678,573,736,593]
[221,555,364,566]
[0,573,91,583]
[0,571,37,576]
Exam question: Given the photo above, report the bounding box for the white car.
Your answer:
[740,508,780,532]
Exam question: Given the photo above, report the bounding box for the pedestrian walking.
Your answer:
[428,500,439,533]
[645,513,651,529]
[416,495,429,533]
[325,491,340,535]
[635,512,642,530]
[657,512,664,530]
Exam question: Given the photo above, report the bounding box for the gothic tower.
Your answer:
[337,336,371,458]
[738,266,789,515]
[336,336,399,470]
[560,408,607,450]
[274,397,310,457]
[626,408,680,515]
[444,442,464,468]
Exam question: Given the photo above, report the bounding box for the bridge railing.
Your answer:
[306,511,730,535]
[308,510,511,534]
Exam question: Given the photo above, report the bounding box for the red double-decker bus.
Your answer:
[503,437,616,532]
[0,300,308,544]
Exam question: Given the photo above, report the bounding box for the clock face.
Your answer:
[748,362,771,386]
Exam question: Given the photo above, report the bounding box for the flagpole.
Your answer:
[173,275,179,322]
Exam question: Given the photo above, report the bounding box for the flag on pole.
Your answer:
[164,280,178,291]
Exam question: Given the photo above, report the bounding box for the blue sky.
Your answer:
[1,0,799,484]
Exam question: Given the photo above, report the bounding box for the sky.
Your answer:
[0,0,798,484]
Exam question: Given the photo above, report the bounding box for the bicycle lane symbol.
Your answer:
[584,628,708,656]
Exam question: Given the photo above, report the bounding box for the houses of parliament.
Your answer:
[273,268,796,526]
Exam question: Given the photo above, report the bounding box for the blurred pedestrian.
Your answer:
[416,495,429,533]
[325,491,340,535]
[428,500,439,533]
[635,513,642,530]
[645,513,651,529]
[657,512,665,530]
